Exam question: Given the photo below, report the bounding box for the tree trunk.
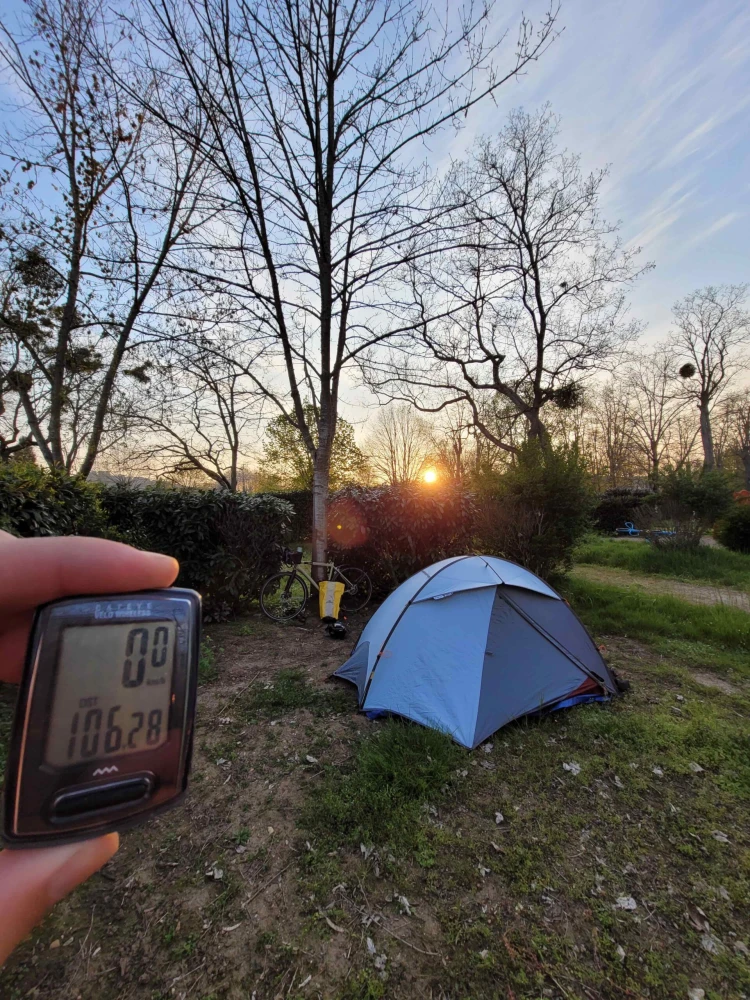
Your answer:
[311,446,331,582]
[527,408,550,450]
[650,443,659,489]
[699,398,715,470]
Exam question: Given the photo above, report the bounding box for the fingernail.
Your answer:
[145,552,179,574]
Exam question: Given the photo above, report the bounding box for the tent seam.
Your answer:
[360,555,474,706]
[500,592,615,693]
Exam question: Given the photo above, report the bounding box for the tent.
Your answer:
[334,554,618,749]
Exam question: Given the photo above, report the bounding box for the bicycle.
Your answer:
[260,546,373,622]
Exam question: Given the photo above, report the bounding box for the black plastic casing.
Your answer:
[1,588,200,848]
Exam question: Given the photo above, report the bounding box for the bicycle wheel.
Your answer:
[260,572,309,621]
[338,566,373,612]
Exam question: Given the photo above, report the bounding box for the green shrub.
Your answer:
[593,485,658,533]
[0,461,109,537]
[646,467,734,549]
[327,482,477,592]
[100,484,292,618]
[256,489,312,542]
[476,442,594,578]
[715,504,750,554]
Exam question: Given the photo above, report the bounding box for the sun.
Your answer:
[423,468,438,484]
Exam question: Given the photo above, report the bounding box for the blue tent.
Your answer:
[335,555,617,749]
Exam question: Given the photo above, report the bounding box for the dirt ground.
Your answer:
[1,607,749,1000]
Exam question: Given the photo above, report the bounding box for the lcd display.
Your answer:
[45,622,175,767]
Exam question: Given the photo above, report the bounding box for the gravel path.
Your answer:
[572,563,750,612]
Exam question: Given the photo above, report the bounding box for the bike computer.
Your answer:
[2,588,200,847]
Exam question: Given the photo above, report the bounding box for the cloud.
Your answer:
[682,212,743,250]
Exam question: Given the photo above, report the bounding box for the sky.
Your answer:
[335,0,750,429]
[463,0,750,342]
[1,0,748,450]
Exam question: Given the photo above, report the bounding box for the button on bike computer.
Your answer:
[2,588,200,847]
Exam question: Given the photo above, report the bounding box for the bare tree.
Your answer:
[0,0,208,474]
[368,108,648,452]
[626,346,686,485]
[672,284,750,470]
[365,404,433,484]
[588,380,635,488]
[132,337,264,490]
[135,0,559,572]
[717,391,750,489]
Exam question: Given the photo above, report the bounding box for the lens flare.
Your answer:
[423,468,438,484]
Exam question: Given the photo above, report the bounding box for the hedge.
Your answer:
[0,462,109,538]
[328,482,477,593]
[102,485,292,619]
[593,486,658,533]
[256,489,312,542]
[0,466,292,619]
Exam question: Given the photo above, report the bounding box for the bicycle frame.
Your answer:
[288,561,357,593]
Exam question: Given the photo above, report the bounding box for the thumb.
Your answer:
[0,834,119,965]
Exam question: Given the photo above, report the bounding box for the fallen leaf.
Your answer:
[734,941,750,957]
[483,743,494,754]
[614,775,624,789]
[615,896,637,911]
[479,948,489,959]
[218,717,232,725]
[366,937,376,955]
[491,841,501,852]
[700,932,724,955]
[267,826,274,835]
[305,755,318,764]
[652,766,664,777]
[563,762,581,775]
[360,843,373,859]
[616,945,626,961]
[324,915,345,934]
[374,954,387,971]
[216,757,229,765]
[222,923,241,932]
[49,940,60,950]
[478,863,490,877]
[397,895,412,916]
[299,974,312,989]
[712,830,730,844]
[689,762,704,773]
[688,990,705,1000]
[495,811,504,825]
[235,845,247,854]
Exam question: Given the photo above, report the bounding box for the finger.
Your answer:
[0,533,178,616]
[0,613,32,684]
[0,833,119,966]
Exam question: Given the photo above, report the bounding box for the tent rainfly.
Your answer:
[335,555,618,749]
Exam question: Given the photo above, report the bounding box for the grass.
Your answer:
[574,535,750,591]
[239,668,356,718]
[302,717,463,861]
[197,635,219,684]
[562,575,750,674]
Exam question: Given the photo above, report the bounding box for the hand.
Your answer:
[0,531,178,965]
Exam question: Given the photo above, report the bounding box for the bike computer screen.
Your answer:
[2,589,200,848]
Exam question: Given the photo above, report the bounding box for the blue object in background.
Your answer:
[615,521,641,535]
[334,555,618,748]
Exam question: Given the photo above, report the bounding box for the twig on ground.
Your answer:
[246,861,295,903]
[378,923,439,957]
